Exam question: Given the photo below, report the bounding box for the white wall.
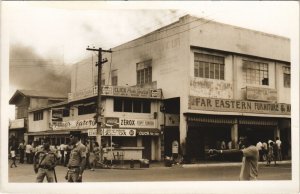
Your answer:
[28,110,50,132]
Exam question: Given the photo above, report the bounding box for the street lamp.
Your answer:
[105,123,119,165]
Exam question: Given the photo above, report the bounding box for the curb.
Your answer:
[182,160,291,168]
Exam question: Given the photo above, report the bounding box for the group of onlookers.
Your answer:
[256,137,284,165]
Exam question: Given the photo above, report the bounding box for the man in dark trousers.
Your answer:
[34,139,58,182]
[208,130,259,181]
[18,140,25,164]
[66,131,87,182]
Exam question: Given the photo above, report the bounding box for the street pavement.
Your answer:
[8,160,291,182]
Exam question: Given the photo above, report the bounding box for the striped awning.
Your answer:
[239,118,278,126]
[187,115,235,124]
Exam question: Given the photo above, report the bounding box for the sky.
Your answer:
[1,1,299,120]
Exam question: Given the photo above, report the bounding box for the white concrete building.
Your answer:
[27,14,291,162]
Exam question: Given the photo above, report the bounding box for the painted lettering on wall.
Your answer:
[69,86,162,102]
[246,86,277,102]
[189,96,291,115]
[190,77,233,99]
[52,118,96,130]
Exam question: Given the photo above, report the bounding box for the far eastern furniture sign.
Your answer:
[246,86,277,102]
[68,86,162,102]
[189,96,291,115]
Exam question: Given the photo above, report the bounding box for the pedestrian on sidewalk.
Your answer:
[10,145,18,168]
[275,137,282,161]
[208,130,259,181]
[25,142,32,164]
[65,131,86,182]
[18,140,25,164]
[90,142,100,171]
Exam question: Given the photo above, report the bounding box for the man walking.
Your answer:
[33,139,58,182]
[208,131,259,181]
[18,140,25,164]
[66,131,87,182]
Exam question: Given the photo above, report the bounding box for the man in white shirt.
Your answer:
[275,137,282,161]
[256,141,263,161]
[25,142,33,164]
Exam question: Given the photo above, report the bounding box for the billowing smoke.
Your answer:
[9,44,71,95]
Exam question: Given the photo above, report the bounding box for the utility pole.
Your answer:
[86,47,112,162]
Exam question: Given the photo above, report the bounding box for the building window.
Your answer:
[113,98,151,113]
[283,66,290,88]
[63,109,70,117]
[78,104,96,115]
[243,60,269,85]
[111,70,118,86]
[137,60,152,85]
[33,111,43,121]
[194,53,225,80]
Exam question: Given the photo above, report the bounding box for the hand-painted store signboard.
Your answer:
[246,86,277,102]
[52,118,96,130]
[190,78,233,99]
[189,96,291,115]
[68,86,162,102]
[100,128,136,137]
[119,118,156,129]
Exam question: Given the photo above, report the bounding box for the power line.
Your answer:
[112,16,217,53]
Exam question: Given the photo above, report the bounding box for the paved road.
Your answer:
[8,162,291,182]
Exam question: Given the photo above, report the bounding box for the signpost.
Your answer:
[105,123,119,165]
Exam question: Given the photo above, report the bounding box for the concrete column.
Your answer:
[179,114,188,156]
[231,118,238,149]
[274,126,280,140]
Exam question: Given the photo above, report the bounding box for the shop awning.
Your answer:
[238,118,278,126]
[136,128,161,136]
[186,114,235,124]
[26,129,89,136]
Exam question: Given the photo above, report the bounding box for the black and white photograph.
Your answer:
[0,1,299,194]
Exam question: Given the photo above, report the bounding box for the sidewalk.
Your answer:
[103,160,291,169]
[182,160,291,168]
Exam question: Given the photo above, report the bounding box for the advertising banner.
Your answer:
[52,118,96,130]
[101,128,136,137]
[119,118,156,129]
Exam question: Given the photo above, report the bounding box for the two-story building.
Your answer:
[97,14,290,161]
[26,14,291,162]
[27,86,163,161]
[9,90,67,144]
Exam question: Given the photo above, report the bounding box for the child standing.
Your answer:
[10,145,17,168]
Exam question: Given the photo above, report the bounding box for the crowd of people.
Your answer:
[211,136,287,166]
[9,139,102,171]
[255,137,284,166]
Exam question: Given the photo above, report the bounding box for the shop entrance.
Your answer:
[239,125,275,143]
[164,127,179,157]
[142,137,151,160]
[186,124,231,161]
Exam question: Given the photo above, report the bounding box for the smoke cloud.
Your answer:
[9,44,71,95]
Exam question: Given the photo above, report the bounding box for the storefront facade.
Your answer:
[27,85,163,161]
